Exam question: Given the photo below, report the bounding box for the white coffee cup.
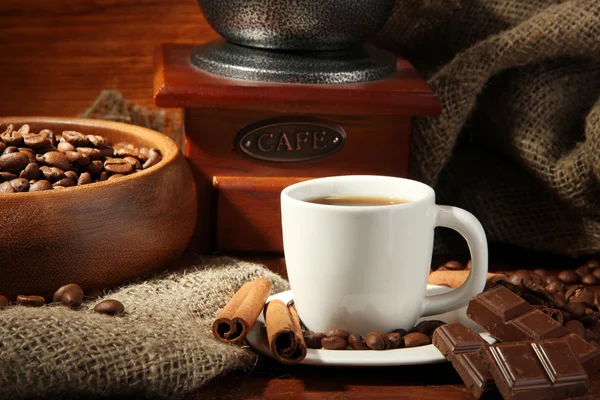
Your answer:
[281,175,488,336]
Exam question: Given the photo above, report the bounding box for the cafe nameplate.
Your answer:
[237,117,346,163]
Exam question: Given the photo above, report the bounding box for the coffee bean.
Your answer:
[87,134,109,149]
[582,274,599,285]
[94,299,125,315]
[22,131,50,148]
[57,141,76,153]
[1,124,23,146]
[64,170,79,181]
[546,281,565,293]
[403,332,431,348]
[123,156,142,170]
[99,171,109,181]
[53,283,84,303]
[115,146,142,159]
[77,147,103,160]
[16,295,45,307]
[40,151,71,171]
[29,180,53,192]
[567,287,594,304]
[588,259,600,269]
[321,336,347,350]
[558,270,580,284]
[19,149,36,164]
[53,178,75,188]
[0,152,29,173]
[303,331,326,349]
[65,150,90,167]
[565,320,586,338]
[86,160,104,176]
[62,130,90,147]
[564,302,586,320]
[438,260,465,271]
[545,275,559,285]
[0,181,15,193]
[387,332,403,349]
[325,329,350,340]
[3,146,19,155]
[0,171,17,182]
[576,265,591,277]
[77,172,93,185]
[61,287,84,308]
[143,148,161,169]
[0,295,8,308]
[17,124,30,134]
[411,320,446,337]
[102,147,115,158]
[104,158,134,175]
[9,178,29,192]
[348,334,370,350]
[40,166,64,182]
[364,331,389,350]
[532,269,548,279]
[19,163,41,180]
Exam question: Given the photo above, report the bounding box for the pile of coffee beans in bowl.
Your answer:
[0,124,162,193]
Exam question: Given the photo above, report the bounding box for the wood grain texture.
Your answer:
[0,117,197,298]
[0,0,216,117]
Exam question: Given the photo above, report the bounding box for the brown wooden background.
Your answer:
[0,0,217,117]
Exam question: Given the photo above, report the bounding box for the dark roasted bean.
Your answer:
[61,287,84,308]
[348,334,370,350]
[53,178,75,188]
[438,260,465,271]
[29,180,53,192]
[582,274,599,285]
[533,269,548,279]
[325,329,350,340]
[365,331,390,350]
[0,181,14,193]
[86,160,104,176]
[57,141,76,153]
[65,150,90,167]
[94,299,125,315]
[64,170,79,181]
[558,270,580,284]
[403,332,431,348]
[9,178,29,192]
[508,270,532,286]
[0,295,8,308]
[387,332,403,349]
[62,130,90,147]
[19,163,41,180]
[40,151,71,170]
[77,147,103,160]
[545,275,559,285]
[1,124,23,146]
[0,171,17,181]
[576,265,592,277]
[53,283,84,303]
[321,336,347,350]
[143,148,161,169]
[564,302,586,320]
[303,331,326,349]
[0,152,29,173]
[22,131,50,148]
[546,281,565,293]
[16,295,45,307]
[77,172,93,185]
[411,320,446,337]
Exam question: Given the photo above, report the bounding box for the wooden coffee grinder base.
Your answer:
[154,43,441,256]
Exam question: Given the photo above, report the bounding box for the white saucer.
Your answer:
[246,286,495,366]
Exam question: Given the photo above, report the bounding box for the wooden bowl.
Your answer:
[0,117,197,299]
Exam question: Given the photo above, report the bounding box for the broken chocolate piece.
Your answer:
[479,340,588,400]
[432,323,497,399]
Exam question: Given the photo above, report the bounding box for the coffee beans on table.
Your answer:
[16,295,45,307]
[94,299,125,315]
[0,123,162,193]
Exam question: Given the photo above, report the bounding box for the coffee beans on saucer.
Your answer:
[302,320,446,351]
[0,123,162,193]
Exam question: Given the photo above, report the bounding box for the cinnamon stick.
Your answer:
[212,277,272,343]
[265,299,307,365]
[428,270,501,289]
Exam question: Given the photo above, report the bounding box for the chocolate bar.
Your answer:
[432,323,497,399]
[479,340,588,400]
[467,286,600,374]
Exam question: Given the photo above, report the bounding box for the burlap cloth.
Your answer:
[0,257,289,398]
[374,0,600,256]
[4,0,600,398]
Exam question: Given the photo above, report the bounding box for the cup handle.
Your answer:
[420,205,488,317]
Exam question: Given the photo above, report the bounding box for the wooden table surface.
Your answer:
[3,1,600,398]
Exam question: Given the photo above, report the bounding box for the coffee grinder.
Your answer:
[154,0,441,258]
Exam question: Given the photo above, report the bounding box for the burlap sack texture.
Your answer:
[0,258,289,398]
[376,0,600,256]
